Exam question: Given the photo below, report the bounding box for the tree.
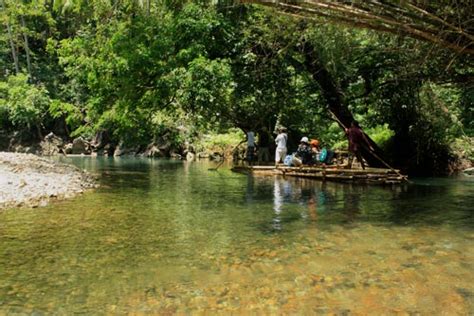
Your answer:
[241,0,474,55]
[0,0,20,74]
[0,0,56,80]
[0,73,50,138]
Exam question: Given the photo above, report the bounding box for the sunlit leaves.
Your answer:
[0,73,50,129]
[179,57,234,119]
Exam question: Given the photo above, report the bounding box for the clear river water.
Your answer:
[1,157,473,314]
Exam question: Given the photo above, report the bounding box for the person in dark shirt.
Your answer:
[345,121,373,169]
[296,137,313,165]
[257,127,271,163]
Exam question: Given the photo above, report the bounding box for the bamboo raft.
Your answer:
[231,165,407,185]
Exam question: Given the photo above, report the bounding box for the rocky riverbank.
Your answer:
[0,152,97,209]
[1,130,233,162]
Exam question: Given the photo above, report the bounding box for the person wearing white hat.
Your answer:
[296,136,312,165]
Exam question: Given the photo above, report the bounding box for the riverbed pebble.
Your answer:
[0,152,96,209]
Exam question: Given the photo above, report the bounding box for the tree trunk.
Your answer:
[1,0,20,74]
[36,122,43,140]
[302,42,385,168]
[6,23,19,74]
[20,15,33,79]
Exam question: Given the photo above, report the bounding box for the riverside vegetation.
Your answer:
[0,1,473,175]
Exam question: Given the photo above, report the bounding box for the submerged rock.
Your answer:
[72,137,89,155]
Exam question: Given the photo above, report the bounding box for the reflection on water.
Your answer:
[0,157,473,314]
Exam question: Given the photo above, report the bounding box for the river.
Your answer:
[1,157,473,314]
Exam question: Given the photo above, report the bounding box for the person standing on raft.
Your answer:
[274,127,288,166]
[345,121,373,170]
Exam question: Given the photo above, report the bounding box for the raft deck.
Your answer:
[232,165,407,185]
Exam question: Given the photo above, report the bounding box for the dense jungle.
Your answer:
[1,0,473,175]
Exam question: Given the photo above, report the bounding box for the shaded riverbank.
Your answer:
[0,152,97,209]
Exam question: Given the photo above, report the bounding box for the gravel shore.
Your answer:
[0,152,97,209]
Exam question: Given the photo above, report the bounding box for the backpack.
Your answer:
[284,154,293,166]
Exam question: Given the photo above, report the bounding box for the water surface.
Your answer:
[1,158,473,314]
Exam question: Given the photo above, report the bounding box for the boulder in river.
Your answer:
[143,143,166,157]
[40,132,65,156]
[7,131,41,154]
[64,143,73,154]
[92,143,114,156]
[72,137,89,155]
[91,129,110,150]
[156,138,172,156]
[114,142,139,156]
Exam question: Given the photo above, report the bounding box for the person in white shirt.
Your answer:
[274,127,287,165]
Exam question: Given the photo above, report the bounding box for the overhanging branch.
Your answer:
[239,0,474,55]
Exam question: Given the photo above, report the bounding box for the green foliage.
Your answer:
[49,99,82,131]
[365,124,395,149]
[0,73,50,130]
[179,57,234,122]
[418,83,464,140]
[0,1,471,174]
[460,87,474,136]
[451,136,474,162]
[198,128,244,153]
[0,98,9,129]
[0,0,56,80]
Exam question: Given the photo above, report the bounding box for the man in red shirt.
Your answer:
[345,121,373,170]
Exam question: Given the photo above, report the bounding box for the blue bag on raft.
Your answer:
[319,148,328,162]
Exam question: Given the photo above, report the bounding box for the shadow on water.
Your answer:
[244,172,474,233]
[384,176,474,227]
